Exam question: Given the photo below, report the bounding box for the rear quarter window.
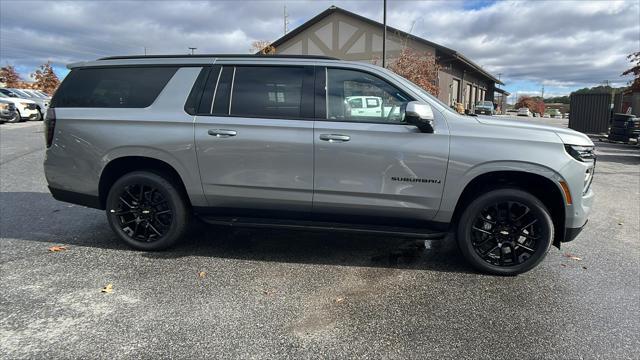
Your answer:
[51,67,178,108]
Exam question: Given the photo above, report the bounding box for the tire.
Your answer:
[7,110,20,123]
[105,171,190,250]
[456,188,554,275]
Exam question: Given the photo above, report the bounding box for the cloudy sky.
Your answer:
[1,0,638,99]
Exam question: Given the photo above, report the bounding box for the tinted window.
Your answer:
[185,66,214,115]
[230,66,313,119]
[52,67,178,108]
[211,67,233,115]
[326,68,410,123]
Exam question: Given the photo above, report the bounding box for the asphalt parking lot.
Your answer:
[1,119,639,359]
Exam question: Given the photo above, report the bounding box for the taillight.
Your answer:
[45,108,56,148]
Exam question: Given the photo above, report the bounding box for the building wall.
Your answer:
[277,12,436,62]
[276,11,494,110]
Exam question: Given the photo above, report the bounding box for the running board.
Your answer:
[198,216,447,239]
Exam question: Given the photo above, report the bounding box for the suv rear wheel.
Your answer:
[457,188,553,275]
[106,171,190,250]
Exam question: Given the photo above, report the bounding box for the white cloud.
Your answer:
[0,0,637,94]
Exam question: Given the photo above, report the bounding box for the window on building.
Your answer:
[326,68,410,123]
[451,79,460,106]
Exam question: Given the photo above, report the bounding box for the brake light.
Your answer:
[45,108,56,148]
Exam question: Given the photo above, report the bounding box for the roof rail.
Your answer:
[98,54,339,61]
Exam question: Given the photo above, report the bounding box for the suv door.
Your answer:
[193,65,315,213]
[312,67,449,221]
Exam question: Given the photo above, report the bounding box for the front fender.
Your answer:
[434,160,567,223]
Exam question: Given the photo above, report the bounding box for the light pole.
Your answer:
[188,47,197,55]
[382,0,387,68]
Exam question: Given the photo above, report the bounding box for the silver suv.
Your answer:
[44,55,595,275]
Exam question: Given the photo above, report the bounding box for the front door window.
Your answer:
[326,68,411,123]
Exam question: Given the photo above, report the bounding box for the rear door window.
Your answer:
[51,67,178,108]
[228,66,314,119]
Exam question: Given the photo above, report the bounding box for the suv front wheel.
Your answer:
[106,171,190,250]
[457,188,554,275]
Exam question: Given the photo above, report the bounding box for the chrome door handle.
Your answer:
[208,129,237,138]
[319,134,350,142]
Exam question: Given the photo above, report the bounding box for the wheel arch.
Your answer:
[450,170,566,248]
[98,156,191,209]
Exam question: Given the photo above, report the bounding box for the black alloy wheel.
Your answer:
[106,171,189,250]
[457,188,553,275]
[112,183,173,242]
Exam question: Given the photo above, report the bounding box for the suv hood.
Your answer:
[475,116,594,146]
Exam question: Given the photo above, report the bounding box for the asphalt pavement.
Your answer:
[1,120,639,359]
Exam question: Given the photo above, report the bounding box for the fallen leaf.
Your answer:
[560,264,567,267]
[563,253,582,261]
[334,297,345,304]
[262,289,275,296]
[618,222,623,226]
[101,283,113,293]
[48,245,67,252]
[198,271,206,278]
[582,266,588,270]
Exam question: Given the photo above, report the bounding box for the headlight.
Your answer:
[0,103,7,110]
[564,144,595,162]
[19,102,30,108]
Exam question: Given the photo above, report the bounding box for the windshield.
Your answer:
[9,89,32,98]
[0,89,18,97]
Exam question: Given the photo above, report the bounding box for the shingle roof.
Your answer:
[270,6,503,85]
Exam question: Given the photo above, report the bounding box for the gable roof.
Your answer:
[270,5,503,85]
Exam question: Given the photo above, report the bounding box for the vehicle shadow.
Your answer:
[0,191,474,274]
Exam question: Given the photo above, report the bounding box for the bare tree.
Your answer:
[621,51,640,92]
[387,49,440,97]
[251,40,276,55]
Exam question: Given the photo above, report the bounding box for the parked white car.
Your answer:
[517,107,532,117]
[345,96,400,118]
[4,88,48,118]
[0,92,40,121]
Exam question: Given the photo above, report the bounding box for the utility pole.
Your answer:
[283,5,289,35]
[382,0,387,68]
[144,47,147,55]
[541,85,544,99]
[188,47,197,55]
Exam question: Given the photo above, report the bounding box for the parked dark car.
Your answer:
[608,113,640,143]
[474,101,495,115]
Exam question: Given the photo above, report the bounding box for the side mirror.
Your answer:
[403,101,435,133]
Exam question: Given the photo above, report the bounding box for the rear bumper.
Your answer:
[48,186,102,209]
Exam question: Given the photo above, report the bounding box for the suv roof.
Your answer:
[98,54,339,61]
[69,54,342,69]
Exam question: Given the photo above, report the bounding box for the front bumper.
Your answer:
[563,220,587,243]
